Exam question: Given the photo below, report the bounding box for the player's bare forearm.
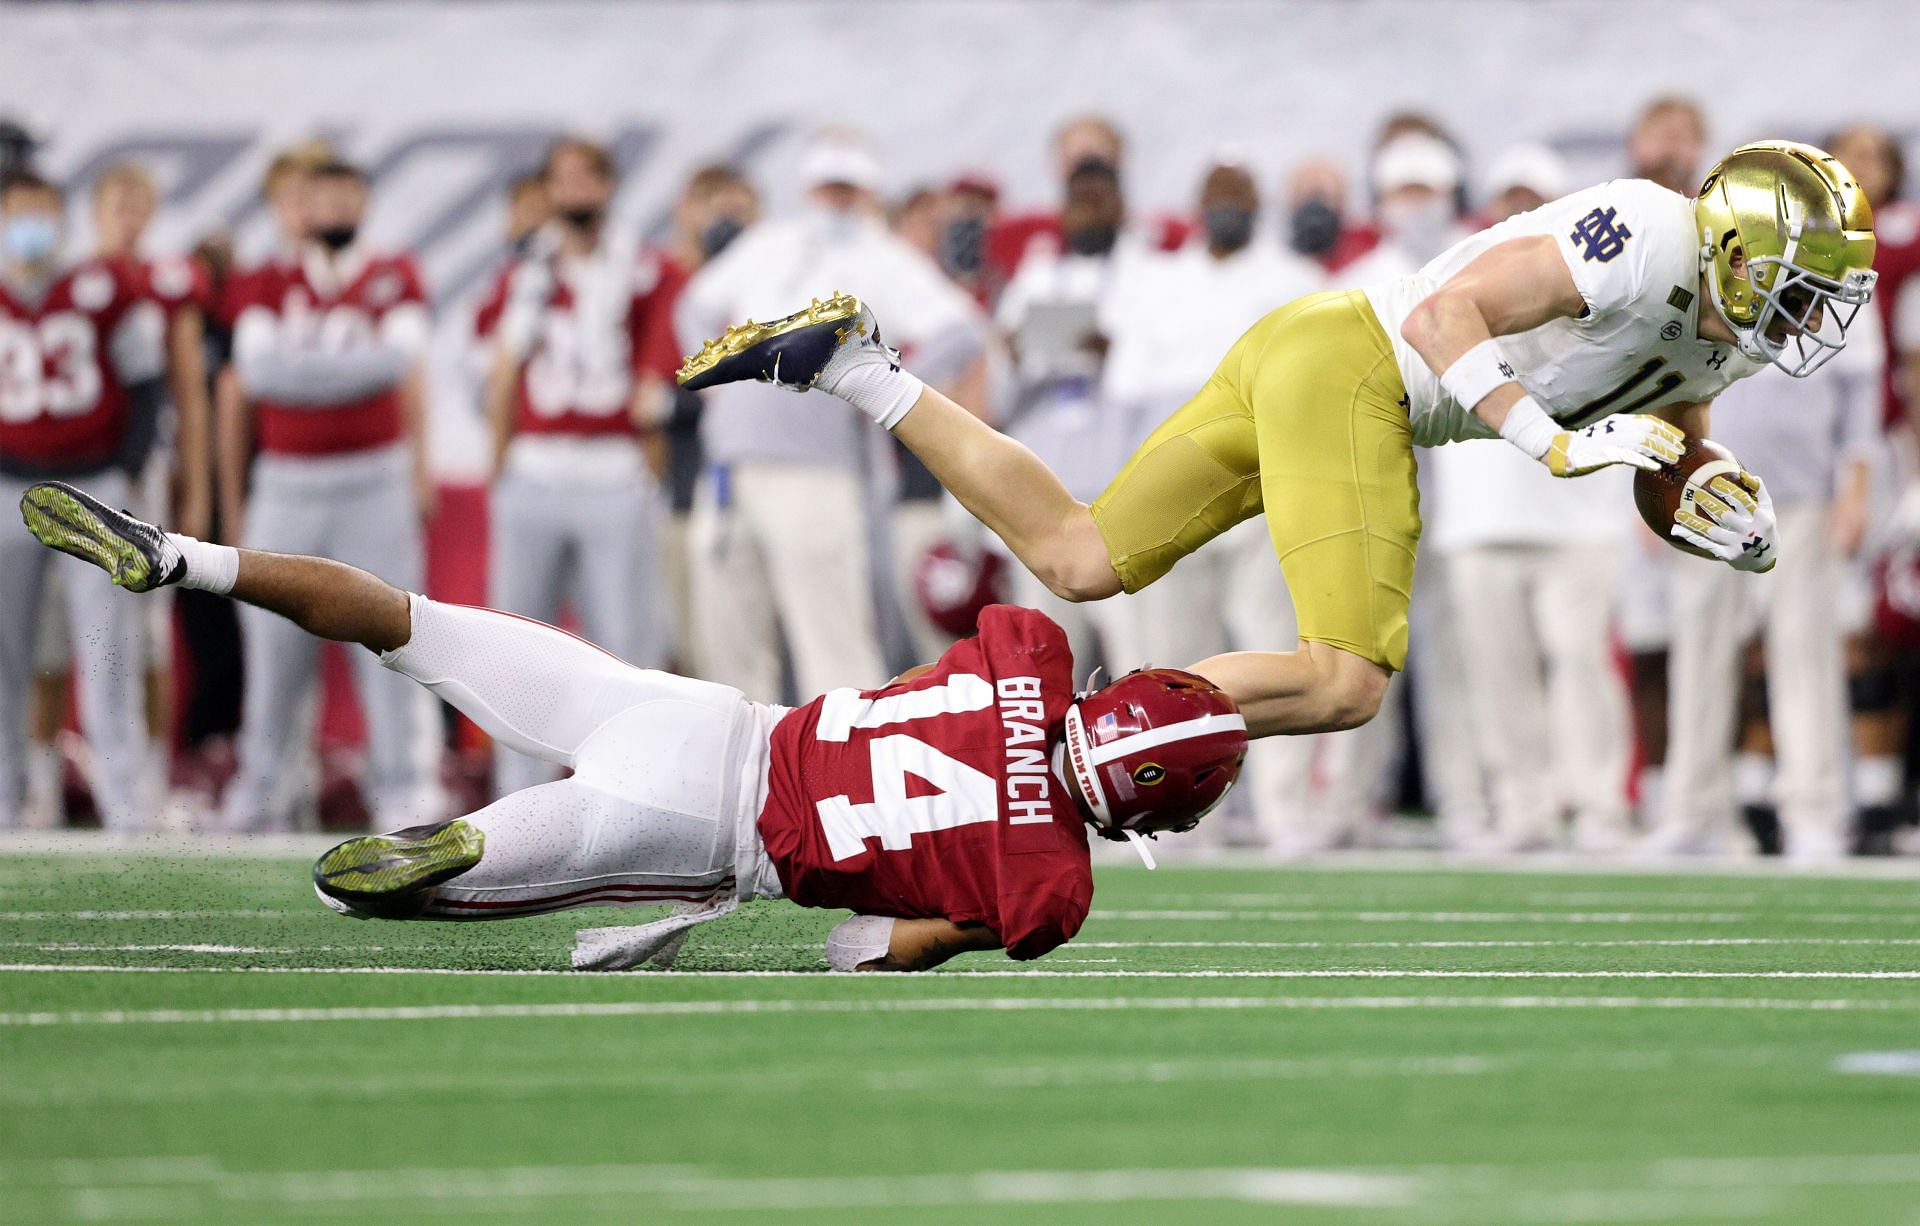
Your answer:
[855,918,1000,972]
[227,549,413,655]
[214,368,251,543]
[1652,399,1711,438]
[889,663,935,687]
[892,387,1120,601]
[401,365,436,520]
[168,309,214,539]
[1400,236,1588,431]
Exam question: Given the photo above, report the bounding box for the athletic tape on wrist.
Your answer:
[1439,337,1519,410]
[1497,395,1561,462]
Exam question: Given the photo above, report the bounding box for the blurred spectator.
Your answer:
[220,157,440,830]
[1333,131,1490,845]
[0,171,163,830]
[676,128,983,701]
[985,115,1187,294]
[502,171,549,258]
[993,156,1137,671]
[1430,441,1633,851]
[1283,157,1370,271]
[95,161,216,815]
[1626,95,1707,193]
[477,136,680,795]
[1825,124,1915,851]
[0,117,37,182]
[1481,144,1570,223]
[940,173,1000,303]
[658,163,760,667]
[1653,330,1885,861]
[891,186,946,263]
[1096,160,1321,843]
[1617,97,1708,832]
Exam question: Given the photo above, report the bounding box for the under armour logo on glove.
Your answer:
[1498,361,1515,379]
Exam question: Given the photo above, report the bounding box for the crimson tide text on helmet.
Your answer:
[1063,667,1248,853]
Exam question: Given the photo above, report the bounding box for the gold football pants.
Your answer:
[1090,289,1417,671]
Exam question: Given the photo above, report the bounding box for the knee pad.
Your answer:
[1850,668,1900,714]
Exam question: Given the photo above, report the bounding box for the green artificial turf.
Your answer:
[3,847,1920,1224]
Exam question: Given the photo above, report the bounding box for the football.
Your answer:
[1633,434,1744,559]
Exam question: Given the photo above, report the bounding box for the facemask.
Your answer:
[1064,223,1118,258]
[1378,197,1456,264]
[558,205,604,231]
[700,217,744,259]
[313,224,358,253]
[2,214,59,263]
[941,215,986,276]
[1203,207,1255,254]
[1288,198,1342,258]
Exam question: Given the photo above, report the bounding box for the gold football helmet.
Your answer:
[1695,141,1877,377]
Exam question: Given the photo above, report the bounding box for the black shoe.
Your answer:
[19,481,185,593]
[313,819,485,919]
[1741,803,1782,856]
[677,292,890,392]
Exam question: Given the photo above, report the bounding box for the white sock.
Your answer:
[1734,753,1774,807]
[818,343,924,430]
[1855,754,1902,808]
[168,534,239,595]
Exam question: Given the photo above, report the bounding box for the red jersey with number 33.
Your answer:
[0,261,157,469]
[757,605,1093,961]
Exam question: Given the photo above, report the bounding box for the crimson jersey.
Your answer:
[227,250,428,456]
[117,252,214,324]
[474,244,685,439]
[1871,201,1920,427]
[758,605,1093,961]
[0,260,162,471]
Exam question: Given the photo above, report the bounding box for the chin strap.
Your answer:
[1123,828,1158,870]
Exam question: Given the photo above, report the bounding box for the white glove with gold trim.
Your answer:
[1672,470,1778,573]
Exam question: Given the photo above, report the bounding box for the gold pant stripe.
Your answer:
[1090,289,1417,671]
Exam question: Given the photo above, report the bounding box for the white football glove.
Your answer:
[1672,470,1778,573]
[1544,415,1686,477]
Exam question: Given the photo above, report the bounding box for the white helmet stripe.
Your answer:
[1086,713,1248,766]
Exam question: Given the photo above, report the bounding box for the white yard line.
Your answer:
[1071,937,1920,950]
[7,994,1920,1027]
[1090,908,1920,924]
[8,964,1920,981]
[0,910,297,921]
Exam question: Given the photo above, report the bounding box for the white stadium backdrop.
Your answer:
[3,0,1916,476]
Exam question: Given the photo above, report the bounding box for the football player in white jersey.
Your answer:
[677,141,1879,741]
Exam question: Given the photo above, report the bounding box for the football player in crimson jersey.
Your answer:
[0,173,168,829]
[18,482,1247,971]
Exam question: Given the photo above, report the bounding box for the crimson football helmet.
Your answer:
[1063,668,1248,861]
[913,540,1007,638]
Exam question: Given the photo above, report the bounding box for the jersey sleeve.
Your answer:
[389,253,431,308]
[631,251,689,382]
[1546,180,1671,320]
[1001,885,1092,961]
[473,262,515,340]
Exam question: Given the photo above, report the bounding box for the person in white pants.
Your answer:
[1095,161,1322,842]
[1429,439,1635,850]
[479,137,679,796]
[219,158,440,831]
[1654,316,1884,860]
[675,129,983,702]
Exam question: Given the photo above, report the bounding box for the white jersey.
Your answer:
[1365,179,1766,448]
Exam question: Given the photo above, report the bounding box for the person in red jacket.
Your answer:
[18,479,1247,971]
